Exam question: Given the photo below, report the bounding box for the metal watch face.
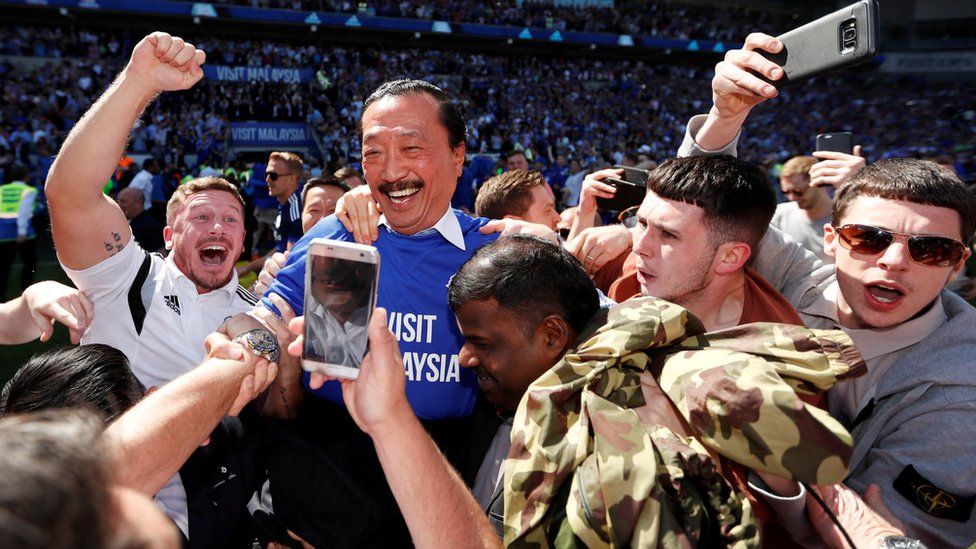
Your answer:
[882,536,925,549]
[243,329,280,362]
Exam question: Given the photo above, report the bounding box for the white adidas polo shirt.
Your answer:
[63,238,258,538]
[64,239,258,390]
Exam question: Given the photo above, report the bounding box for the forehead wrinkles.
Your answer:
[179,193,243,220]
[362,94,443,143]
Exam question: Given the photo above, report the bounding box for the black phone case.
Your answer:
[816,132,854,154]
[596,178,647,212]
[596,166,649,212]
[759,0,879,88]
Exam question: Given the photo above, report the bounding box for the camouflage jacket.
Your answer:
[503,297,865,548]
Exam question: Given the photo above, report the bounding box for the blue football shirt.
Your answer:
[263,209,498,420]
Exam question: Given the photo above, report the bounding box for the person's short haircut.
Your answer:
[832,158,976,245]
[268,151,304,174]
[360,79,467,149]
[1,344,144,422]
[334,167,361,182]
[780,156,817,180]
[448,235,599,335]
[649,155,776,251]
[0,408,111,548]
[504,150,527,162]
[475,169,546,220]
[166,176,246,225]
[142,157,158,171]
[7,164,28,182]
[301,175,350,204]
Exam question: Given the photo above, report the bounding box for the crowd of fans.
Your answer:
[3,24,974,206]
[168,0,784,40]
[1,19,976,549]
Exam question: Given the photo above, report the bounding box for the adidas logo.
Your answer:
[164,295,181,315]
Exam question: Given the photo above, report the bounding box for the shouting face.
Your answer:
[165,190,245,294]
[825,196,970,329]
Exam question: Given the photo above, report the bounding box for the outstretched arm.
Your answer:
[104,332,276,497]
[0,281,93,345]
[286,312,502,548]
[46,32,206,270]
[687,32,785,152]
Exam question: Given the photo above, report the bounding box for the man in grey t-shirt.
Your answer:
[685,31,976,547]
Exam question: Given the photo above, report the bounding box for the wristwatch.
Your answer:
[880,536,927,549]
[235,329,280,363]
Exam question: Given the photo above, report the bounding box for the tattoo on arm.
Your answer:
[278,386,297,419]
[104,232,124,256]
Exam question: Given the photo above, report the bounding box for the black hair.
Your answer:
[0,409,111,549]
[360,79,467,149]
[1,344,144,422]
[302,175,350,204]
[833,158,976,245]
[649,155,776,251]
[7,164,28,182]
[448,235,599,335]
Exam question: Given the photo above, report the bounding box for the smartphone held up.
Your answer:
[758,0,880,88]
[302,239,381,379]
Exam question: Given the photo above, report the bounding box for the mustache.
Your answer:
[377,179,424,194]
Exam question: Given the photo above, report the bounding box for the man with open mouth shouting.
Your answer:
[685,32,976,547]
[45,32,262,545]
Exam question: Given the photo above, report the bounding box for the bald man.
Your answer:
[116,188,164,252]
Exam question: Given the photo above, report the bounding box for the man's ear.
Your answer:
[452,143,466,178]
[539,314,571,358]
[823,224,837,258]
[713,241,751,275]
[162,226,174,250]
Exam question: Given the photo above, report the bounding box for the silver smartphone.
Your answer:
[759,0,880,88]
[302,239,380,379]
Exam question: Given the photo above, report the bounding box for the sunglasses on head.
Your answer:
[834,224,966,267]
[265,171,293,181]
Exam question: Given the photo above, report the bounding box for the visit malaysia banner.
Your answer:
[203,65,314,84]
[230,123,312,147]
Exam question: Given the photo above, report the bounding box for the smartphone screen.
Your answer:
[304,252,377,373]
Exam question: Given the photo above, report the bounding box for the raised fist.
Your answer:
[124,32,206,93]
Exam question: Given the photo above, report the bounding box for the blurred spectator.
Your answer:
[770,155,833,263]
[334,166,364,188]
[301,175,348,232]
[116,187,165,253]
[475,169,560,230]
[0,165,37,299]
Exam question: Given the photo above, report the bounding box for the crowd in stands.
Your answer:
[3,24,974,207]
[173,0,783,40]
[1,23,976,549]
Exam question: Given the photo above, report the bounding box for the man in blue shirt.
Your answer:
[251,81,500,421]
[225,79,551,546]
[265,151,304,254]
[236,153,304,278]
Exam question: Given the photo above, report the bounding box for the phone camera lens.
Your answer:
[843,28,857,41]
